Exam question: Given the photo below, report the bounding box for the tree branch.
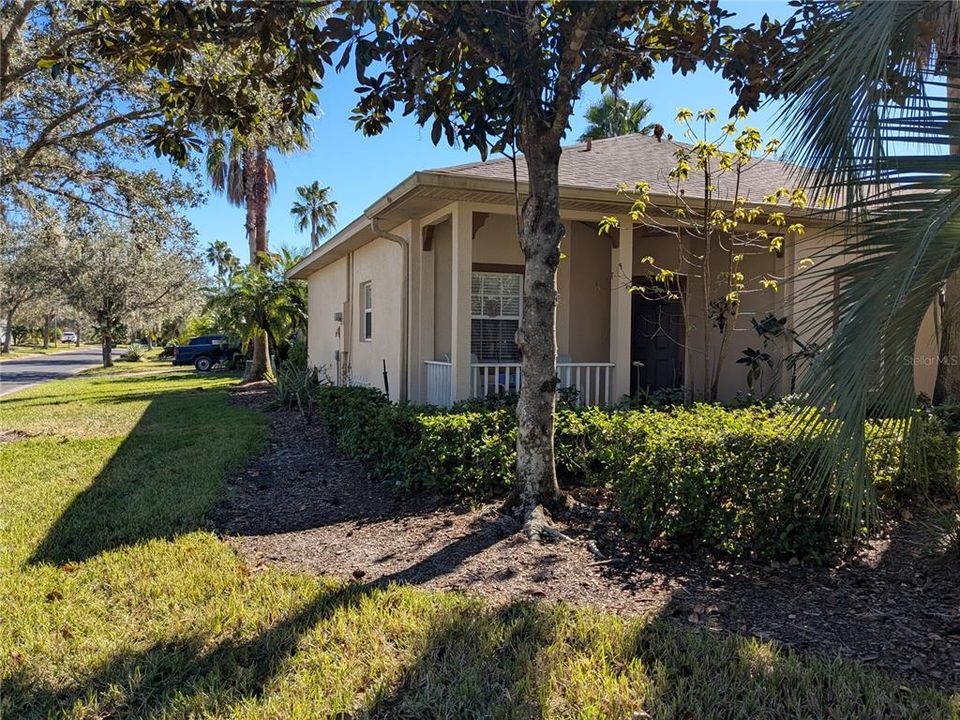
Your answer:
[25,181,132,218]
[0,0,38,97]
[548,6,599,142]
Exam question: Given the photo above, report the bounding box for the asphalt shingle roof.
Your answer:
[428,132,803,202]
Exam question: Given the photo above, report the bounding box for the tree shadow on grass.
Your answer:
[364,598,558,719]
[28,381,264,566]
[4,583,365,720]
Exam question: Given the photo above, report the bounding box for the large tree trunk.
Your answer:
[245,145,271,381]
[42,313,51,348]
[515,137,565,537]
[101,333,113,368]
[243,147,257,262]
[252,146,269,258]
[2,308,13,353]
[249,327,272,379]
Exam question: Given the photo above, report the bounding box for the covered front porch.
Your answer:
[412,199,656,408]
[424,359,616,407]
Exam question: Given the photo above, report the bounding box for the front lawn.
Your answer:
[0,344,86,361]
[1,374,956,718]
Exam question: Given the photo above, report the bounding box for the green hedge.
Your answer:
[315,386,957,559]
[315,386,515,497]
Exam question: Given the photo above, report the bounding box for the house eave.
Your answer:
[287,171,837,279]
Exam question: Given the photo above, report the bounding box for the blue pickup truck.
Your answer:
[172,335,234,371]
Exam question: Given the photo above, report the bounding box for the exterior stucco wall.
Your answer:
[568,221,611,362]
[306,256,347,377]
[914,303,939,398]
[788,231,940,399]
[472,214,524,266]
[348,237,404,396]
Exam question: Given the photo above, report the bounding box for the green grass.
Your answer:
[0,344,88,361]
[76,346,181,377]
[1,374,957,719]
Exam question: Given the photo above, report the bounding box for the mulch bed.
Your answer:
[211,383,960,693]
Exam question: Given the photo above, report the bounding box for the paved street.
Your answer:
[0,347,116,397]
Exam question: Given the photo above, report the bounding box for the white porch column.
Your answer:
[610,217,634,400]
[450,203,473,403]
[405,219,423,402]
[414,221,436,404]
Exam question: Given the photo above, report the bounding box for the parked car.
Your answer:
[172,334,233,371]
[61,331,78,344]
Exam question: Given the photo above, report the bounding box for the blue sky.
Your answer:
[182,1,792,263]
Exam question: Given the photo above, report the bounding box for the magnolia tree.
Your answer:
[600,110,814,401]
[330,2,796,538]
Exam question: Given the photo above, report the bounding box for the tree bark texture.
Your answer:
[101,333,112,367]
[245,145,271,380]
[249,327,272,380]
[243,147,257,262]
[252,146,269,259]
[515,137,564,533]
[2,309,13,353]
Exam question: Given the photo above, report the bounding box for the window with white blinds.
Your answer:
[471,271,521,362]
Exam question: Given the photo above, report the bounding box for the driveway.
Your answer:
[0,346,117,397]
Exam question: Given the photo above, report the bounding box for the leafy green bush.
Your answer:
[314,387,957,558]
[587,406,840,558]
[315,386,515,496]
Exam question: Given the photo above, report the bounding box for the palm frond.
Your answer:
[776,1,960,533]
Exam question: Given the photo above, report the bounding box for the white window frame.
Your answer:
[471,269,523,362]
[360,281,373,342]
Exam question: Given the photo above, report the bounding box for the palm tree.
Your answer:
[206,125,306,380]
[778,1,960,532]
[205,250,307,378]
[578,94,655,141]
[205,136,276,264]
[205,240,240,287]
[290,182,338,250]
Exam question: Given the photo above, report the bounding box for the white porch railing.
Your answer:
[425,360,614,407]
[556,363,614,406]
[425,361,452,406]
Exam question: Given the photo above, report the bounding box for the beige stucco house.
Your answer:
[289,133,939,406]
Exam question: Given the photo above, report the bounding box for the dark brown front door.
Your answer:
[630,281,685,395]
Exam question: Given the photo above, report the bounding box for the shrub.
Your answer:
[594,406,840,558]
[118,343,147,362]
[315,386,515,496]
[313,387,957,559]
[269,361,325,417]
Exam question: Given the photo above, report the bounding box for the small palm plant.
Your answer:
[290,182,338,250]
[204,250,307,380]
